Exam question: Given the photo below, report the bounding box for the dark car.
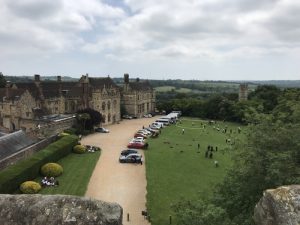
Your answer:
[121,149,138,156]
[95,127,109,133]
[119,153,142,163]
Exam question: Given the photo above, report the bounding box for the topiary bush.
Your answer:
[20,181,41,194]
[0,135,78,194]
[73,145,86,154]
[40,163,63,177]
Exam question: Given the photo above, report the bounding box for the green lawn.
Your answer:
[36,151,100,196]
[145,118,245,225]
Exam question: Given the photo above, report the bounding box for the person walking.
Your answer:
[182,128,185,134]
[197,143,200,150]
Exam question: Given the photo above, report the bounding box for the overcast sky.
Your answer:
[0,0,299,80]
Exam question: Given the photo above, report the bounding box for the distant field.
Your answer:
[154,83,257,94]
[155,86,175,92]
[36,151,100,196]
[145,118,245,225]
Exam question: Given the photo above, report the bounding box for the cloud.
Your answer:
[0,0,125,55]
[0,0,300,79]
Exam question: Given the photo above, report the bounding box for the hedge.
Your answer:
[0,135,78,194]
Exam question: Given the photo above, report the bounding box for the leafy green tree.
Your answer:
[212,116,300,225]
[172,199,235,225]
[77,108,103,130]
[76,113,91,131]
[0,72,6,88]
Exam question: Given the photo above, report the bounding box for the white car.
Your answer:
[130,138,145,143]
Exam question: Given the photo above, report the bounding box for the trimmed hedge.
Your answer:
[0,135,78,194]
[41,163,63,177]
[20,181,41,194]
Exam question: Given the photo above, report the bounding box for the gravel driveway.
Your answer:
[82,117,158,225]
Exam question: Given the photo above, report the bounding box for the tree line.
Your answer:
[170,86,300,225]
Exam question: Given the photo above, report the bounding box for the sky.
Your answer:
[0,0,299,80]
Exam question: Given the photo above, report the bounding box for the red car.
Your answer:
[134,133,148,139]
[127,142,149,149]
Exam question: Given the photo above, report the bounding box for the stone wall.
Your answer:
[0,135,57,170]
[254,185,300,225]
[0,194,122,225]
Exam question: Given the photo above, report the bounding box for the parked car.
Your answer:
[119,153,142,163]
[127,142,148,149]
[122,115,133,119]
[95,127,109,133]
[134,133,148,139]
[121,149,138,156]
[132,137,145,142]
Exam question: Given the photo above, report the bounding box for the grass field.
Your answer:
[36,151,100,196]
[145,118,245,225]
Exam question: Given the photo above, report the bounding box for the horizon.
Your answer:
[0,0,299,80]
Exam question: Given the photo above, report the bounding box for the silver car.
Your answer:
[119,153,142,163]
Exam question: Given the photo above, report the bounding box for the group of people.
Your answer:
[205,145,218,159]
[41,176,59,187]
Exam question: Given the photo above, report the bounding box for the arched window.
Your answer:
[108,101,111,110]
[113,100,117,109]
[102,115,106,123]
[113,115,116,123]
[108,113,111,122]
[102,102,106,111]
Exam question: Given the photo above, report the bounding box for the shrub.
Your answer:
[20,181,41,194]
[64,128,77,135]
[73,145,86,154]
[0,135,78,194]
[41,163,63,177]
[58,132,70,138]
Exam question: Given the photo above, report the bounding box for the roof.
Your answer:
[0,88,27,102]
[14,83,41,99]
[0,130,36,160]
[128,81,153,91]
[89,77,119,89]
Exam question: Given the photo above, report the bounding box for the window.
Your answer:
[102,102,106,110]
[108,114,111,122]
[108,101,111,110]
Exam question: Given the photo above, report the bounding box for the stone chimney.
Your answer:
[57,75,62,82]
[124,74,129,84]
[5,81,11,99]
[136,78,140,82]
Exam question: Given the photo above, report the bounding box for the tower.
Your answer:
[239,84,248,101]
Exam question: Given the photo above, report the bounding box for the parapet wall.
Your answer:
[0,194,123,225]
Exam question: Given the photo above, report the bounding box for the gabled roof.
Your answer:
[14,83,41,99]
[0,88,27,102]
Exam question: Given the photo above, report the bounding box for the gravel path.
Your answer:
[82,117,158,225]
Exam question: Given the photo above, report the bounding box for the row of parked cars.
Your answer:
[119,121,165,163]
[119,111,181,164]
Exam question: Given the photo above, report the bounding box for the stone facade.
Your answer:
[122,74,155,118]
[0,74,121,132]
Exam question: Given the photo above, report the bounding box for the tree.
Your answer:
[212,116,300,225]
[77,108,103,130]
[0,72,6,88]
[172,199,235,225]
[76,113,91,131]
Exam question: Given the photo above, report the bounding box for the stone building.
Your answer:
[0,74,121,132]
[122,74,155,118]
[239,83,248,101]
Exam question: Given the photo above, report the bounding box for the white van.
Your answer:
[155,119,170,126]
